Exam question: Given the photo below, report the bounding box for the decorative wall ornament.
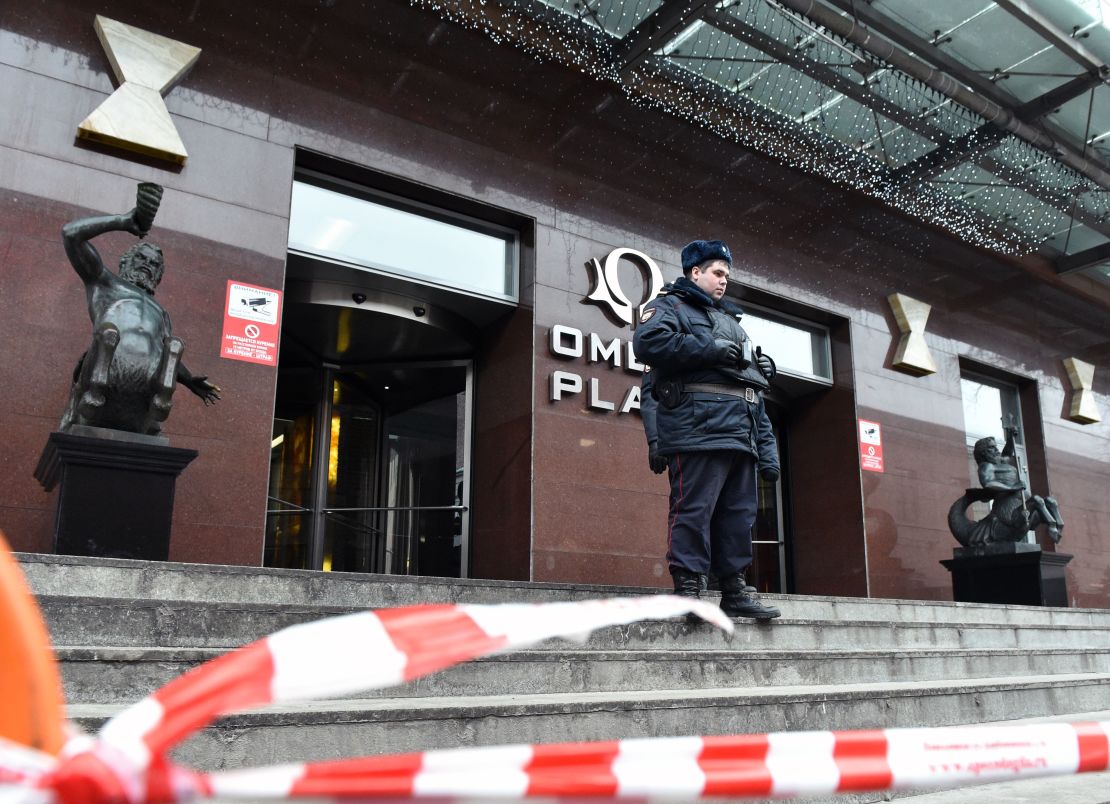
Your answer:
[76,16,201,165]
[887,292,937,376]
[584,247,664,327]
[1063,357,1101,424]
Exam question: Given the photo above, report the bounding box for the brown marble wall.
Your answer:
[0,0,554,573]
[531,225,668,586]
[0,0,1106,599]
[0,0,292,565]
[843,249,1109,602]
[788,321,869,597]
[470,301,536,581]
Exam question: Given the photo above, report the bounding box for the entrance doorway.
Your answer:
[266,161,525,578]
[731,300,835,594]
[265,359,470,577]
[262,269,480,578]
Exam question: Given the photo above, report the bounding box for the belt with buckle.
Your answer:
[685,383,760,403]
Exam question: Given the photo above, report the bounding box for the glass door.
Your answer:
[749,410,789,593]
[320,373,383,573]
[266,366,320,571]
[265,361,471,577]
[380,374,468,576]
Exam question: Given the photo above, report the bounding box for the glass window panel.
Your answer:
[288,181,516,300]
[741,311,831,380]
[961,378,1006,445]
[961,375,1023,447]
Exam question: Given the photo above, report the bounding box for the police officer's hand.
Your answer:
[711,338,741,366]
[756,350,776,381]
[648,448,668,474]
[759,466,780,482]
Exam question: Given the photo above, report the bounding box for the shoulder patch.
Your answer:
[640,307,657,323]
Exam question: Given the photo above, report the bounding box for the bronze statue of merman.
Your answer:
[948,422,1063,549]
[59,182,220,436]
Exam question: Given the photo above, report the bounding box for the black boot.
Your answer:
[671,567,707,625]
[707,573,756,593]
[670,566,705,599]
[719,573,780,620]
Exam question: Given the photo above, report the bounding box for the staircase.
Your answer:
[18,552,1110,793]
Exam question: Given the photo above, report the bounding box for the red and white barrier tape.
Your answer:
[1,595,1107,803]
[204,722,1110,799]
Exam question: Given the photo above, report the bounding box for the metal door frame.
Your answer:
[752,403,790,593]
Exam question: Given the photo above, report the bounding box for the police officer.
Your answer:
[635,239,781,620]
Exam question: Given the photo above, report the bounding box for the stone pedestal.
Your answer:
[940,544,1073,607]
[34,429,197,561]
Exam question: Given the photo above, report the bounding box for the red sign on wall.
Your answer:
[220,280,282,366]
[859,419,884,473]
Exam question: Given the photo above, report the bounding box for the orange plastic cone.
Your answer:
[0,532,65,754]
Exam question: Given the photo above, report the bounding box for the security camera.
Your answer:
[413,306,426,317]
[352,292,366,305]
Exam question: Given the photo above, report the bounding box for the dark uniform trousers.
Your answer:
[666,449,758,578]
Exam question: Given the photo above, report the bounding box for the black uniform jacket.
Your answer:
[634,277,779,472]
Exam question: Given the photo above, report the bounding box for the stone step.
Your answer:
[37,595,1110,652]
[19,552,1105,628]
[68,673,1110,771]
[57,645,1110,705]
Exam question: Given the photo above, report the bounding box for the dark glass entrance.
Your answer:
[266,360,470,576]
[271,161,522,578]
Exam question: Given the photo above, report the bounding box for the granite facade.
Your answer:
[0,0,1106,603]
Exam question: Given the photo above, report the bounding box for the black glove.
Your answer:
[759,466,780,482]
[756,349,776,381]
[711,338,741,366]
[648,447,668,474]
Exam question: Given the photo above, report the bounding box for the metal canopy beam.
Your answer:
[892,123,1009,182]
[616,0,712,72]
[974,152,1110,248]
[821,0,1016,99]
[1056,241,1110,275]
[697,4,1104,242]
[694,0,1108,244]
[658,0,1110,249]
[1017,74,1101,120]
[775,0,1110,192]
[702,8,949,145]
[818,0,1110,182]
[994,0,1109,76]
[824,0,1102,122]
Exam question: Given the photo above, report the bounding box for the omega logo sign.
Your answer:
[548,248,664,415]
[584,248,664,326]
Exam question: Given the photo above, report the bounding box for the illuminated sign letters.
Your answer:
[548,248,666,416]
[584,248,664,326]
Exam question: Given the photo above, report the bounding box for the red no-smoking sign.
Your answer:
[220,280,282,366]
[859,419,884,473]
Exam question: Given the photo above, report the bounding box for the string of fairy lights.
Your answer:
[410,0,1110,258]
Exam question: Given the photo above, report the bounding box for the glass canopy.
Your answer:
[432,0,1110,288]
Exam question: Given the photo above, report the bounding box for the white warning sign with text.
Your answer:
[221,280,282,366]
[859,418,884,473]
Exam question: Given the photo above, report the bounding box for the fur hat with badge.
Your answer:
[681,239,732,273]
